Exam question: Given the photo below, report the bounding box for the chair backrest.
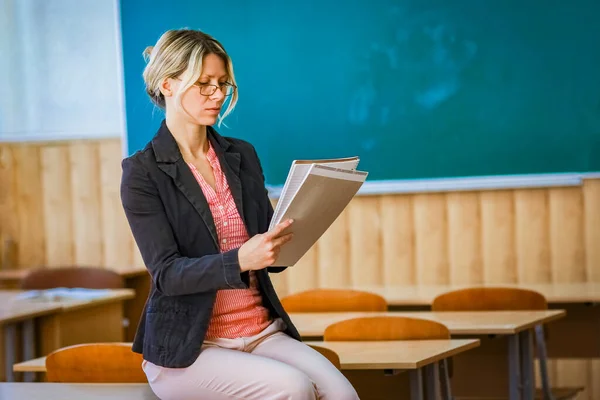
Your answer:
[431,287,548,311]
[324,316,450,341]
[21,267,124,290]
[308,345,341,369]
[45,343,147,383]
[280,289,388,312]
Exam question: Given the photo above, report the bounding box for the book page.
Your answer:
[270,157,360,229]
[293,156,360,170]
[271,164,312,227]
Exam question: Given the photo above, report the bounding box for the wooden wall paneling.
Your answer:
[131,239,145,268]
[316,208,351,288]
[549,187,586,282]
[480,190,517,283]
[268,270,289,298]
[284,244,318,295]
[99,139,133,268]
[514,189,551,283]
[14,145,46,268]
[446,192,483,285]
[0,144,18,269]
[584,179,600,282]
[347,196,383,286]
[413,193,449,285]
[40,144,74,267]
[69,142,103,266]
[379,195,415,285]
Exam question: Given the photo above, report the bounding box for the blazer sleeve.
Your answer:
[250,146,288,274]
[120,156,247,296]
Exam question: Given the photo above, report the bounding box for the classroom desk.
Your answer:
[0,383,158,400]
[0,266,150,342]
[0,289,134,382]
[307,339,479,400]
[0,299,62,383]
[358,283,600,358]
[290,310,565,400]
[14,340,481,400]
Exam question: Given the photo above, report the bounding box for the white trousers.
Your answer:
[143,319,359,400]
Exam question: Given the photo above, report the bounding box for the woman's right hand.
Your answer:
[238,219,294,272]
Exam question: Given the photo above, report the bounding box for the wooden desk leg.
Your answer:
[409,369,424,400]
[508,334,522,400]
[519,329,535,400]
[424,363,440,400]
[3,324,16,382]
[22,320,35,383]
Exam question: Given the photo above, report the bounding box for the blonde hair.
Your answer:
[142,29,238,126]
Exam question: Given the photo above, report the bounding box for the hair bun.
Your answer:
[143,46,154,61]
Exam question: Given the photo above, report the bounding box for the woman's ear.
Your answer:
[159,77,174,97]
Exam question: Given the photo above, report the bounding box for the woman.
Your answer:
[120,29,359,400]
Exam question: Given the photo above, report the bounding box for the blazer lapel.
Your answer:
[152,121,219,249]
[158,161,219,249]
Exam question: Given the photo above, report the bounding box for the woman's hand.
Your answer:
[238,219,294,272]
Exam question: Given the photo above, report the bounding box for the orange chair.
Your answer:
[280,289,387,312]
[21,266,124,290]
[324,315,450,341]
[45,343,146,383]
[308,344,341,369]
[432,287,582,400]
[324,316,453,400]
[432,287,547,311]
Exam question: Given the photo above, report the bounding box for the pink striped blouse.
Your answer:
[188,141,271,339]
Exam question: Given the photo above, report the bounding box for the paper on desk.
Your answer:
[14,288,112,302]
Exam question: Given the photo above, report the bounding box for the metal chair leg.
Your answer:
[535,324,555,400]
[439,359,453,400]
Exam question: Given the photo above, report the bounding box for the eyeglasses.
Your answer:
[194,82,237,97]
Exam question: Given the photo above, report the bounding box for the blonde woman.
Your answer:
[120,29,359,400]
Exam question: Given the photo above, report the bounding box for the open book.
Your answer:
[269,157,368,266]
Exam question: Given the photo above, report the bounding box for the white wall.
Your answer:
[0,0,124,142]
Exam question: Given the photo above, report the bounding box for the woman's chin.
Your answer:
[191,115,219,127]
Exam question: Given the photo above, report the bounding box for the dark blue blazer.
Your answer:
[120,120,301,368]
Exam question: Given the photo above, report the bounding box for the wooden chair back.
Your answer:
[21,266,124,290]
[45,343,146,383]
[280,289,387,312]
[432,287,548,311]
[308,345,341,369]
[324,316,450,341]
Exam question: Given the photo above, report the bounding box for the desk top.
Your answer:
[0,289,135,324]
[358,283,600,305]
[0,266,148,281]
[290,310,565,336]
[0,383,158,400]
[14,339,480,372]
[306,339,479,369]
[0,301,62,325]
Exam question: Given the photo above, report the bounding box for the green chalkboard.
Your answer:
[120,0,600,186]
